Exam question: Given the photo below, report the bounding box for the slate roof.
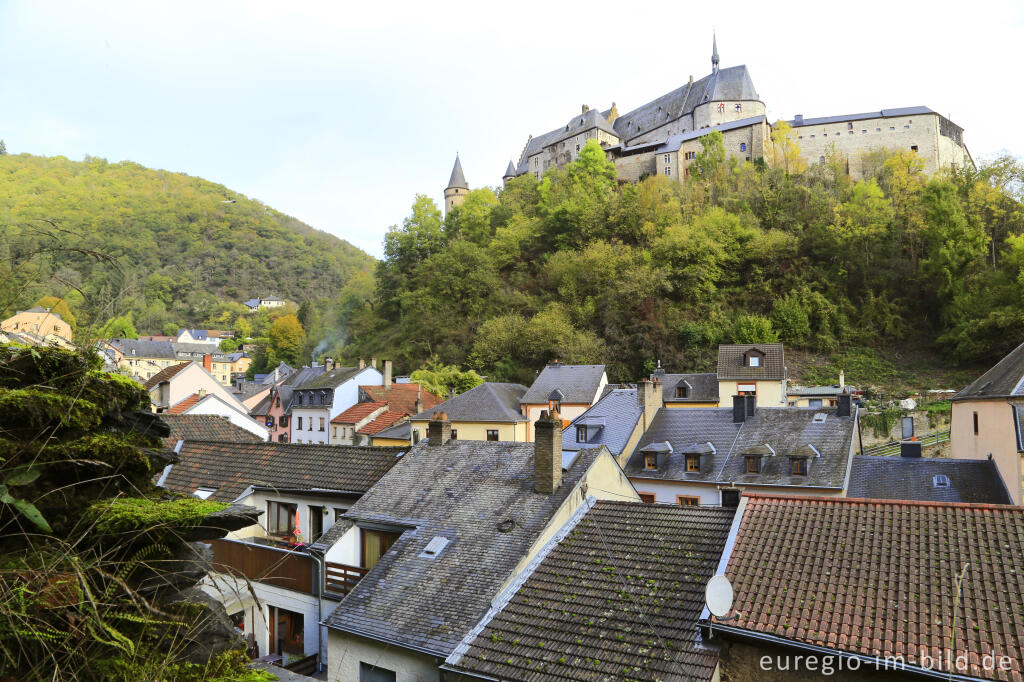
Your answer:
[787,105,936,128]
[654,371,719,403]
[716,343,786,381]
[953,340,1024,401]
[295,365,363,390]
[562,388,642,456]
[447,155,468,190]
[108,339,176,359]
[410,382,528,423]
[446,502,734,681]
[142,362,191,390]
[626,406,856,490]
[522,363,606,405]
[161,441,407,503]
[503,160,516,178]
[372,420,412,441]
[720,495,1024,681]
[847,456,1012,504]
[321,440,608,656]
[158,414,263,447]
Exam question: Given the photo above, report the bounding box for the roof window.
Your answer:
[813,413,827,424]
[419,536,450,559]
[933,475,951,488]
[193,487,217,500]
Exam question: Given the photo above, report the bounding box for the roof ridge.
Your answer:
[744,492,1024,511]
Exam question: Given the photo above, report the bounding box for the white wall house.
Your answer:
[289,365,383,445]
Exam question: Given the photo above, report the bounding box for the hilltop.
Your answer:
[0,153,375,332]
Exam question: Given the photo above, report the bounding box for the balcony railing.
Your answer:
[324,562,367,596]
[209,538,312,594]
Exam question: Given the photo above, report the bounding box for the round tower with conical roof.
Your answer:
[444,154,469,216]
[502,160,517,187]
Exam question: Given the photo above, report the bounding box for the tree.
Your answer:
[409,361,484,398]
[34,295,77,332]
[444,188,499,245]
[769,120,805,174]
[0,139,6,155]
[98,314,138,339]
[268,314,305,365]
[728,313,778,343]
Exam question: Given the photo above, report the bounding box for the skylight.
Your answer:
[419,536,450,559]
[193,487,217,500]
[933,475,951,488]
[812,413,827,424]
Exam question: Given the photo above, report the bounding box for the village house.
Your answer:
[175,328,234,347]
[158,440,408,673]
[624,394,857,505]
[561,378,663,465]
[243,295,286,312]
[162,388,269,441]
[157,413,264,448]
[103,339,178,381]
[408,382,529,444]
[249,364,326,443]
[288,359,383,445]
[330,372,442,446]
[949,339,1024,504]
[1,306,73,343]
[520,361,608,441]
[652,367,720,407]
[319,412,639,681]
[716,343,788,407]
[443,501,734,681]
[703,494,1023,681]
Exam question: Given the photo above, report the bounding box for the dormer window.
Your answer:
[675,381,690,399]
[685,454,700,472]
[748,355,760,367]
[745,456,761,474]
[791,458,808,475]
[644,453,657,470]
[743,349,764,367]
[576,425,588,442]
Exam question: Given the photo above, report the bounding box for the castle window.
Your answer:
[890,126,895,131]
[664,154,670,163]
[904,124,910,129]
[664,167,671,176]
[819,156,826,165]
[810,135,815,138]
[862,129,867,133]
[735,103,742,112]
[576,144,580,152]
[847,122,853,130]
[823,133,827,137]
[911,145,918,152]
[876,127,881,132]
[740,142,747,152]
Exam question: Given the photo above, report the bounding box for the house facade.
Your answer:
[166,390,269,441]
[716,343,787,407]
[520,361,607,441]
[950,340,1024,504]
[288,361,383,445]
[1,306,73,342]
[408,382,529,444]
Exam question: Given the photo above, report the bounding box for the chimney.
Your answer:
[534,410,563,494]
[358,358,365,369]
[839,370,845,389]
[837,393,852,418]
[794,114,804,126]
[383,360,392,388]
[637,378,662,429]
[745,394,756,418]
[197,388,207,398]
[325,357,335,372]
[448,388,456,400]
[203,354,212,372]
[370,356,377,369]
[732,395,746,423]
[414,385,423,415]
[900,440,922,458]
[427,411,451,446]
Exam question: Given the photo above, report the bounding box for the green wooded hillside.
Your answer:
[0,153,374,333]
[339,137,1024,387]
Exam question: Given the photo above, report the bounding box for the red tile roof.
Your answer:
[331,401,388,425]
[143,361,190,390]
[358,410,405,435]
[724,494,1024,680]
[168,393,202,414]
[360,383,442,415]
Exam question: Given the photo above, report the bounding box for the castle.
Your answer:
[444,37,973,213]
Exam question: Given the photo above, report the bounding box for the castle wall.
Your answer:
[612,150,658,182]
[693,100,766,130]
[792,112,970,178]
[660,120,769,182]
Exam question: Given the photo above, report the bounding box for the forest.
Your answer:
[339,135,1024,386]
[0,153,374,339]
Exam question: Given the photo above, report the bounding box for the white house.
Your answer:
[288,360,383,445]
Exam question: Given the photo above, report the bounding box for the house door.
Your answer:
[269,606,304,656]
[309,506,324,541]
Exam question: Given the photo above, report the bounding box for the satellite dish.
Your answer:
[705,574,734,618]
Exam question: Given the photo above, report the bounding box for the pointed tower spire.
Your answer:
[712,33,720,74]
[502,160,517,183]
[446,154,468,190]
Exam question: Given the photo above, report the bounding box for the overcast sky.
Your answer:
[2,1,1021,257]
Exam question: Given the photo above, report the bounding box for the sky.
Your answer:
[1,1,1022,258]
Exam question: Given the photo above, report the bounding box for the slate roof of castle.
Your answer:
[445,501,734,681]
[161,441,407,503]
[716,343,786,380]
[656,115,767,151]
[847,456,1012,504]
[653,371,719,403]
[158,414,263,447]
[108,339,176,359]
[447,155,468,190]
[410,382,528,422]
[142,362,191,390]
[786,105,936,128]
[626,406,856,490]
[321,440,609,656]
[503,160,516,177]
[952,340,1024,401]
[720,494,1024,681]
[522,363,606,405]
[561,388,642,456]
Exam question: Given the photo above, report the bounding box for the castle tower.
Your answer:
[711,33,720,74]
[444,154,469,216]
[502,160,516,187]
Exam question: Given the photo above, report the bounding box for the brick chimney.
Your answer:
[358,358,365,369]
[427,411,451,446]
[637,377,662,430]
[203,354,212,372]
[383,360,392,388]
[534,410,563,494]
[414,385,423,415]
[325,357,335,372]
